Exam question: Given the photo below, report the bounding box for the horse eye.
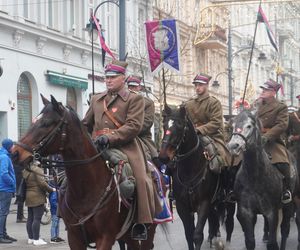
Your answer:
[246,125,251,129]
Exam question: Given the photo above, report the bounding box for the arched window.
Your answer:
[17,74,32,139]
[66,87,77,111]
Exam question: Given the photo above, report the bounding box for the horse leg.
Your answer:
[295,196,300,250]
[207,207,220,247]
[118,240,127,250]
[67,229,88,250]
[263,215,269,243]
[194,201,210,250]
[176,201,195,250]
[140,224,157,250]
[236,209,256,250]
[280,204,294,250]
[265,210,279,250]
[225,201,236,242]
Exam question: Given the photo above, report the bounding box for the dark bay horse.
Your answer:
[227,110,297,250]
[159,105,220,250]
[12,95,156,250]
[286,134,300,250]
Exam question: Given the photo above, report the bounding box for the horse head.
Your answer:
[159,105,198,163]
[12,94,93,164]
[227,109,262,156]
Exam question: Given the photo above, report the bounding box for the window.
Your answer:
[48,0,60,29]
[17,74,32,139]
[66,87,77,111]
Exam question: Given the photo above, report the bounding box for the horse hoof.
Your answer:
[214,239,225,250]
[262,233,269,243]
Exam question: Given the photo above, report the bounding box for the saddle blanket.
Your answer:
[151,165,173,224]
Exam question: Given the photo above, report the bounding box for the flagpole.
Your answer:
[162,67,167,107]
[242,0,262,104]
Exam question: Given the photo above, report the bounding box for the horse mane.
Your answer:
[65,105,95,146]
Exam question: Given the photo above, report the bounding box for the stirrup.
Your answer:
[131,223,147,241]
[282,190,292,204]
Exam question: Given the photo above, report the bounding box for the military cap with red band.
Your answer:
[105,60,128,76]
[259,79,281,92]
[192,73,212,84]
[126,76,141,87]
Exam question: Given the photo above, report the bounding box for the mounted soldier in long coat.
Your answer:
[82,60,156,240]
[256,79,292,203]
[184,73,231,174]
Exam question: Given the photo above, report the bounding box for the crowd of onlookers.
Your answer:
[0,138,65,246]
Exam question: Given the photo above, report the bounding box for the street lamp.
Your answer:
[227,23,267,115]
[212,71,228,88]
[85,0,126,95]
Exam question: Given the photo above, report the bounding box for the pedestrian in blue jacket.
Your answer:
[0,138,17,243]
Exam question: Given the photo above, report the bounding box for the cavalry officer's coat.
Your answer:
[185,92,230,166]
[82,86,155,224]
[257,98,289,164]
[288,109,300,143]
[287,108,300,162]
[139,96,158,159]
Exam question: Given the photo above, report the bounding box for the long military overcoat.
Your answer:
[139,96,158,159]
[82,86,155,224]
[257,97,289,164]
[288,109,300,140]
[185,92,230,166]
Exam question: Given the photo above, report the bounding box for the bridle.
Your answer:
[231,116,258,149]
[162,116,200,163]
[15,110,103,167]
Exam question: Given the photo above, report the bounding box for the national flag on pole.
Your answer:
[92,15,116,66]
[145,19,181,75]
[257,6,278,52]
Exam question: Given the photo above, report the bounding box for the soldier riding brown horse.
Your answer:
[12,95,157,250]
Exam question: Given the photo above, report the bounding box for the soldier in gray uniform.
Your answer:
[257,79,291,203]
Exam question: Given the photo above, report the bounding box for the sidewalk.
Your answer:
[4,201,68,249]
[4,201,186,249]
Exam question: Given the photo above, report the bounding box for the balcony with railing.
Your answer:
[195,24,227,50]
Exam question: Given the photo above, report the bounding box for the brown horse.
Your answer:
[12,95,156,250]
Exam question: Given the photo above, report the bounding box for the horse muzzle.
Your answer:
[11,145,33,164]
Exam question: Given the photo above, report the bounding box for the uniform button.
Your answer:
[112,132,115,134]
[104,121,108,124]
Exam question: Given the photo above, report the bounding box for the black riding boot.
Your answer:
[274,163,292,204]
[199,135,223,174]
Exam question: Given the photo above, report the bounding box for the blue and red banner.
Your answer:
[257,6,278,52]
[145,19,181,75]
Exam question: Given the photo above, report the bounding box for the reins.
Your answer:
[173,135,200,162]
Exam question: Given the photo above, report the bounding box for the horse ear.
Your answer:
[164,104,172,115]
[179,105,186,117]
[50,95,61,113]
[40,94,50,106]
[250,107,257,116]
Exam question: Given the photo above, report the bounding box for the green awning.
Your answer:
[46,70,88,90]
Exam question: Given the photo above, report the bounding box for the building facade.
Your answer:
[0,0,152,141]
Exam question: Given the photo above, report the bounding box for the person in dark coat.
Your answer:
[14,162,26,223]
[256,79,291,203]
[23,161,55,245]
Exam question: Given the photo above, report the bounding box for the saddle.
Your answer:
[199,135,224,174]
[102,148,136,200]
